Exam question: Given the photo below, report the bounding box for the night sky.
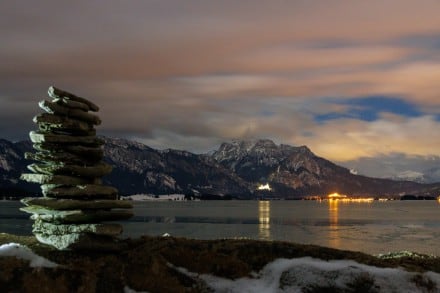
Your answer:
[1,1,439,178]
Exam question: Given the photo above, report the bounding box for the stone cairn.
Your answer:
[20,86,133,250]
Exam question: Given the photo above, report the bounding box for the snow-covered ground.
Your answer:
[175,257,440,292]
[0,243,440,293]
[0,243,57,268]
[121,194,188,201]
[2,241,440,292]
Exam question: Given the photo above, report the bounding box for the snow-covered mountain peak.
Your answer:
[393,170,426,183]
[103,136,151,151]
[226,139,276,153]
[213,139,313,162]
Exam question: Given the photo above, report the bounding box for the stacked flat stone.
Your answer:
[20,86,133,250]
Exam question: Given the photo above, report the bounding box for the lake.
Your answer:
[1,200,440,256]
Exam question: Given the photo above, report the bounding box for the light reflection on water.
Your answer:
[328,199,340,249]
[258,201,270,240]
[1,200,440,255]
[120,200,440,255]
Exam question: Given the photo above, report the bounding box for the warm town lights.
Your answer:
[326,192,374,202]
[327,192,347,199]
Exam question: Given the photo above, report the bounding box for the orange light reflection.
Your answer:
[328,199,340,248]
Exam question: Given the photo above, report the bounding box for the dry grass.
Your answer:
[1,233,440,292]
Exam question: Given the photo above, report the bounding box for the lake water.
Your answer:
[1,200,440,256]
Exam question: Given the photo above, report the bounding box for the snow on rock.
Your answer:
[123,286,148,293]
[0,157,12,171]
[0,243,58,268]
[122,194,187,201]
[377,251,435,259]
[395,170,425,182]
[177,257,440,293]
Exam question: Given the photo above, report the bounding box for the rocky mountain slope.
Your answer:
[211,139,438,197]
[340,155,440,184]
[0,137,438,198]
[0,139,39,196]
[102,137,249,196]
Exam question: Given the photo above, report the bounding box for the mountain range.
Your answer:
[340,155,440,184]
[1,137,439,199]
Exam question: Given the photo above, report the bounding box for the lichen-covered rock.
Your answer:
[34,232,121,250]
[41,184,118,199]
[21,197,132,210]
[28,209,133,224]
[32,219,123,236]
[32,143,103,160]
[53,97,91,111]
[38,100,101,125]
[25,150,101,165]
[34,113,95,134]
[29,131,104,145]
[48,85,100,112]
[20,173,92,185]
[27,162,112,177]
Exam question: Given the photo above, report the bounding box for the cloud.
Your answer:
[338,153,440,183]
[314,96,423,122]
[299,115,440,161]
[0,0,440,180]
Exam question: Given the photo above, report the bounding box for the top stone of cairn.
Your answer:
[48,86,100,112]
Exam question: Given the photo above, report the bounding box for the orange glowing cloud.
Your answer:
[1,0,440,164]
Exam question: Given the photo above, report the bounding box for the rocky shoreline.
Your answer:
[1,233,440,292]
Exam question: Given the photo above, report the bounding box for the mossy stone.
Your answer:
[21,197,132,210]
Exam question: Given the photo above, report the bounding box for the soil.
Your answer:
[1,233,440,292]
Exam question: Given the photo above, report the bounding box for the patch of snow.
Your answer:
[293,161,303,172]
[190,188,200,195]
[377,251,435,259]
[0,243,58,268]
[395,170,425,181]
[162,175,177,189]
[350,168,358,175]
[122,194,187,201]
[0,157,11,171]
[6,149,20,159]
[145,172,157,184]
[123,285,148,293]
[175,257,440,293]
